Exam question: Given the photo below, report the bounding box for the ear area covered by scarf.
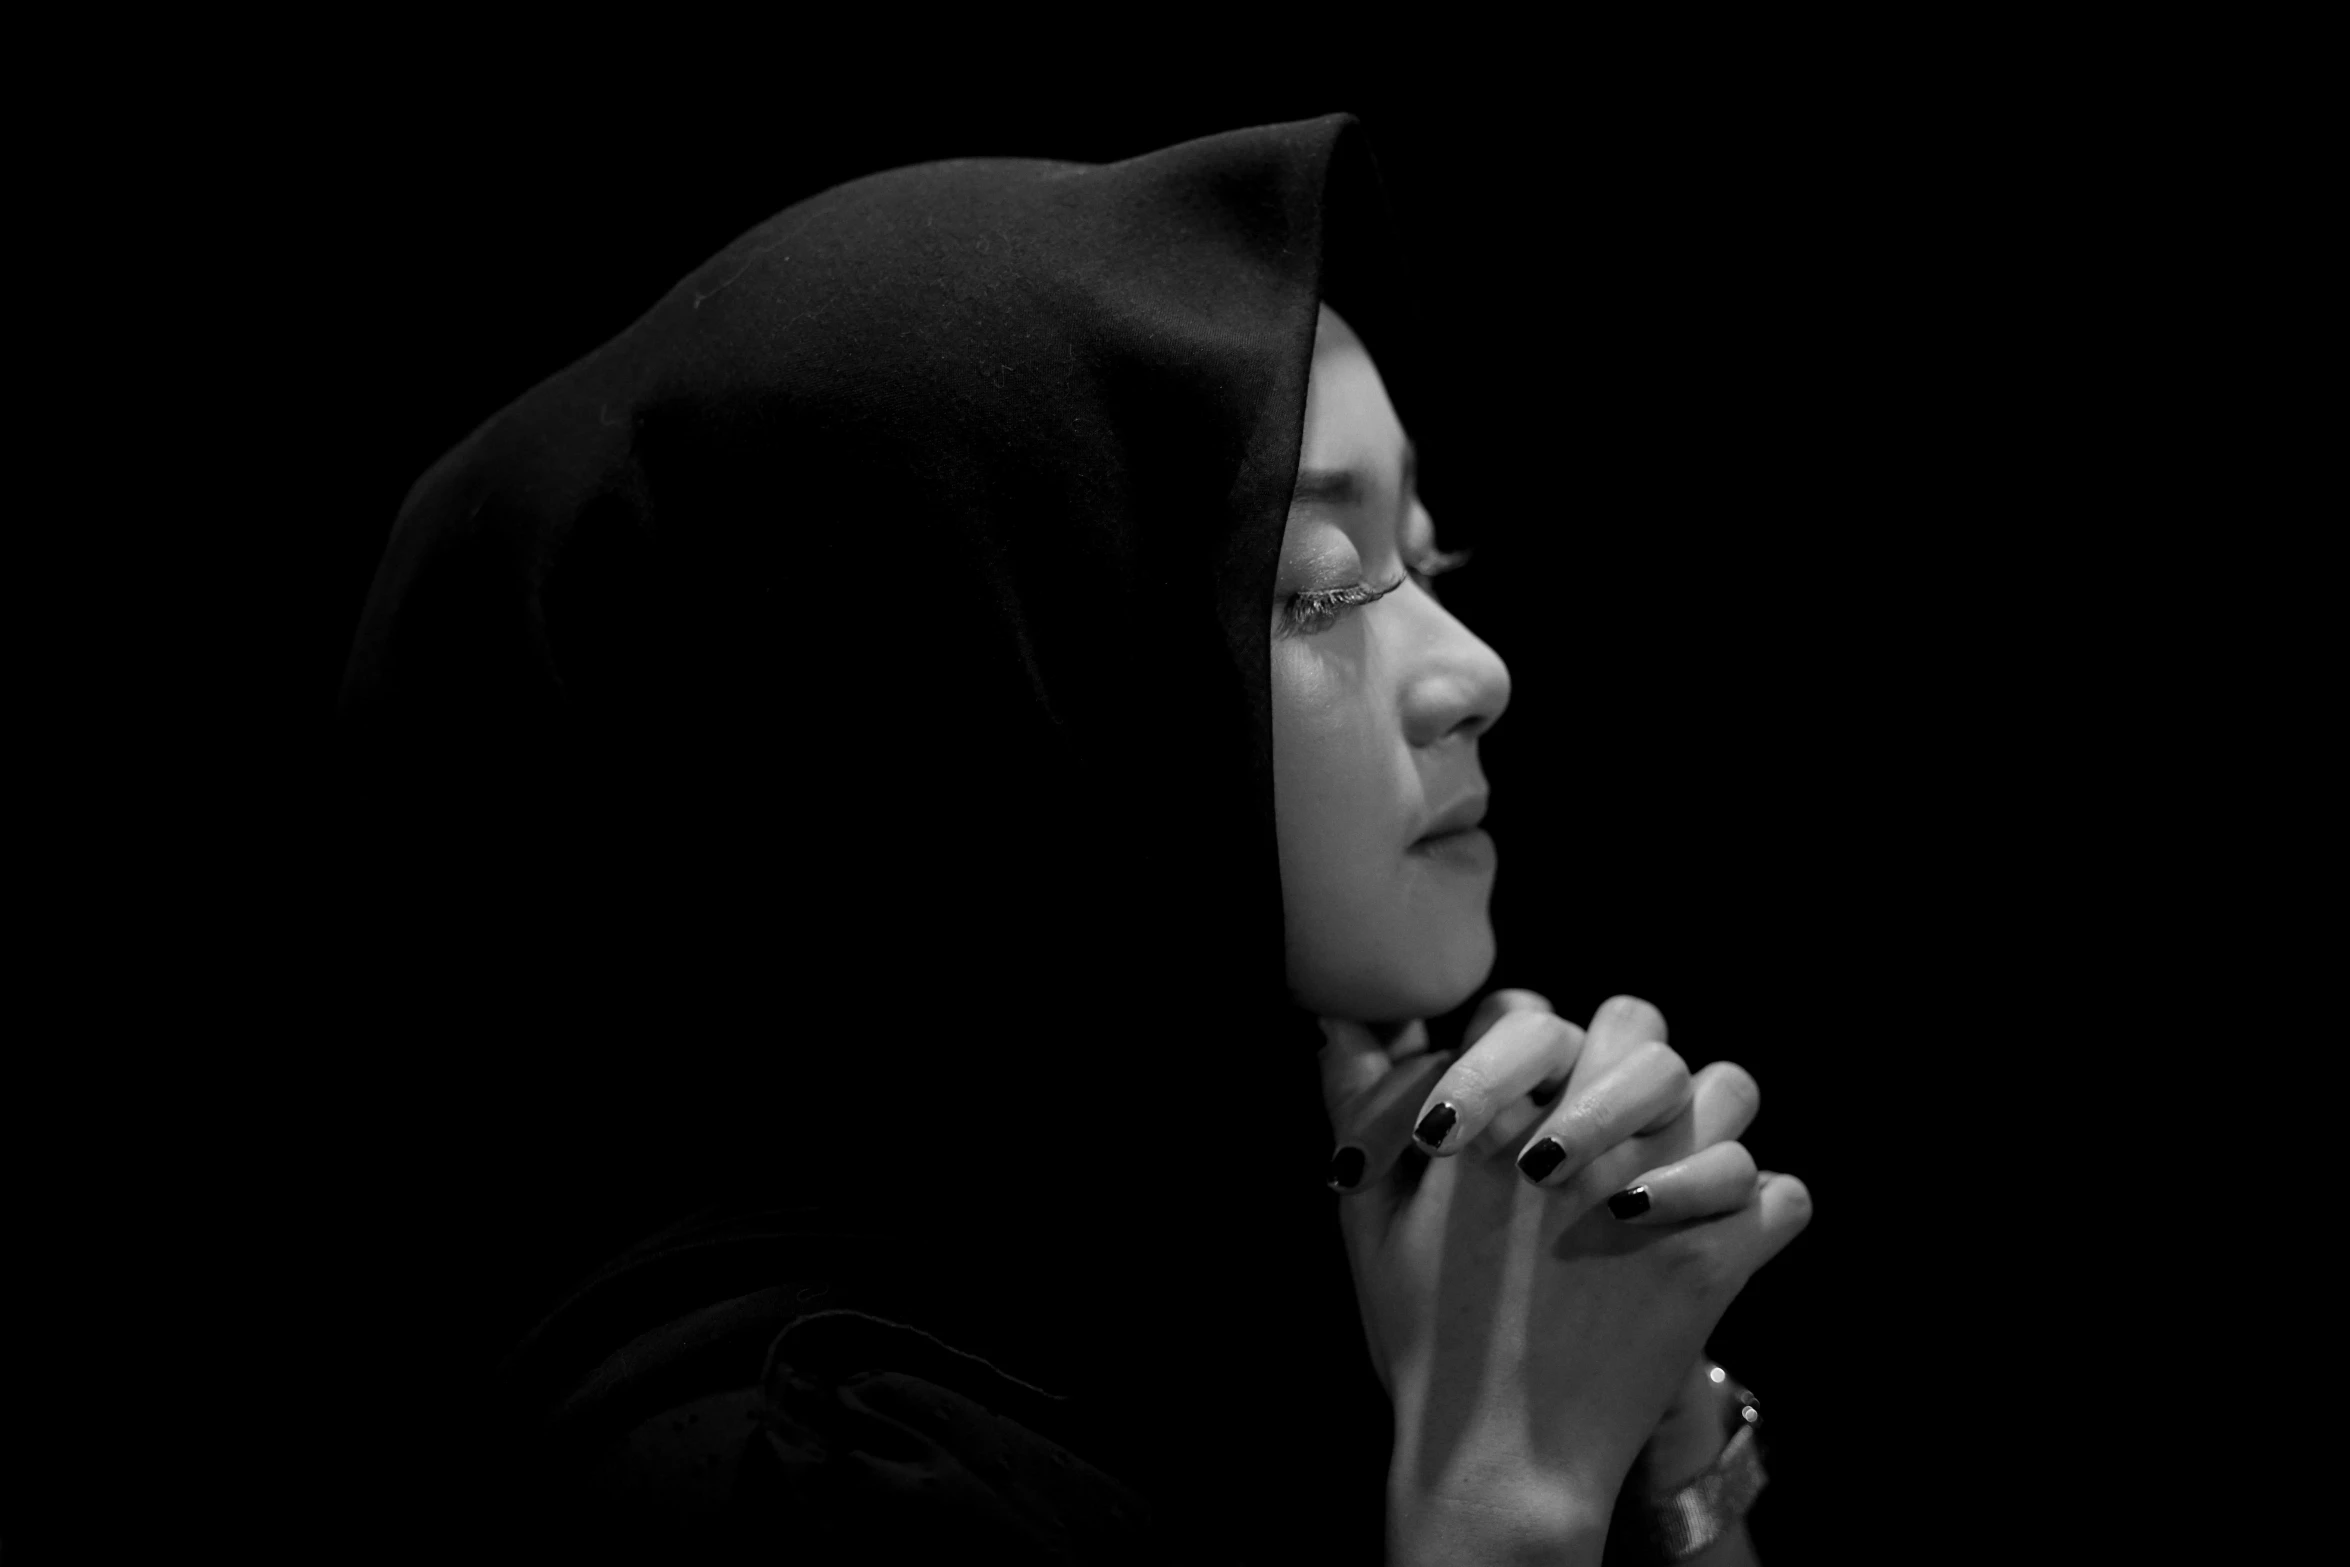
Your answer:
[334,113,1414,1563]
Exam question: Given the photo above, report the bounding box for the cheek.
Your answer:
[1272,643,1493,1014]
[1272,648,1386,845]
[1272,648,1408,922]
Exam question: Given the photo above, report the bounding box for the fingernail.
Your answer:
[1326,1145,1367,1191]
[1412,1102,1458,1151]
[1607,1185,1652,1220]
[1517,1137,1567,1184]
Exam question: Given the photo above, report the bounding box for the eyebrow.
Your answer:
[1291,438,1418,512]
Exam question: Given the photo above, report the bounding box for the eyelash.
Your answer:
[1283,547,1473,636]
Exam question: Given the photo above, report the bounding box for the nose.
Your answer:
[1400,586,1512,750]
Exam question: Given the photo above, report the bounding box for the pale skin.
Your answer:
[1273,307,1813,1564]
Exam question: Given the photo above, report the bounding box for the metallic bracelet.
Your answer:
[1642,1370,1766,1562]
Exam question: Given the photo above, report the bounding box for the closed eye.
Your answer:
[1280,546,1473,637]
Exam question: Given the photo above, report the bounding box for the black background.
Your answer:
[15,37,2278,1562]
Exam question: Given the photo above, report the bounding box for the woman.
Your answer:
[335,111,1809,1563]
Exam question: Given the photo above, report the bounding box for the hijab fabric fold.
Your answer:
[333,112,1416,1561]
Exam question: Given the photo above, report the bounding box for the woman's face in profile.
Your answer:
[1274,306,1513,1024]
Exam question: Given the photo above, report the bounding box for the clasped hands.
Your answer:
[1318,992,1812,1561]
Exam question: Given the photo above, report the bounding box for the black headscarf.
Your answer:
[332,113,1413,1561]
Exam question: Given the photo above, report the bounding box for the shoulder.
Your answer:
[500,1302,1195,1566]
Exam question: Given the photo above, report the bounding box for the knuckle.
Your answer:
[1660,1046,1691,1092]
[1632,1038,1690,1096]
[1563,1085,1614,1134]
[1692,1066,1757,1133]
[1603,993,1668,1038]
[1525,1012,1578,1063]
[1780,1176,1815,1217]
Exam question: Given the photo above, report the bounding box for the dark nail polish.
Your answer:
[1517,1137,1567,1184]
[1327,1146,1367,1191]
[1608,1185,1652,1220]
[1413,1102,1458,1150]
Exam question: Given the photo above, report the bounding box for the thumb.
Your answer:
[1317,1016,1394,1127]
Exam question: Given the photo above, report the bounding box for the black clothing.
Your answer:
[333,114,1410,1561]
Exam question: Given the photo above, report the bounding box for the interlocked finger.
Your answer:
[1323,1038,1456,1196]
[1602,1139,1760,1226]
[1682,1060,1761,1149]
[1454,989,1567,1150]
[1685,1169,1815,1287]
[1409,1009,1586,1159]
[1537,1057,1759,1197]
[1509,1036,1694,1189]
[1463,989,1557,1052]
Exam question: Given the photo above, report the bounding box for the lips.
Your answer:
[1414,791,1490,844]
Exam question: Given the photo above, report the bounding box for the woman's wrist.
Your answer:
[1641,1361,1735,1495]
[1642,1409,1732,1496]
[1389,1488,1607,1567]
[1389,1454,1615,1567]
[1628,1368,1764,1565]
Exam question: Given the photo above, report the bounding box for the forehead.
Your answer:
[1314,302,1364,356]
[1302,334,1406,469]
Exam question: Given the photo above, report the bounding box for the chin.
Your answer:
[1412,930,1497,1021]
[1300,923,1496,1026]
